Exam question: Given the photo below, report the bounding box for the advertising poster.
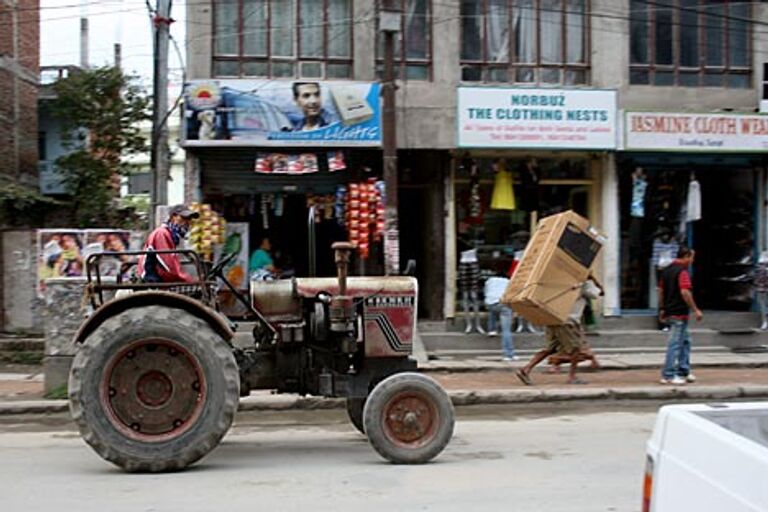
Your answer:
[38,229,137,297]
[220,222,249,291]
[84,230,134,279]
[457,87,618,149]
[37,230,86,296]
[624,111,768,152]
[183,80,381,147]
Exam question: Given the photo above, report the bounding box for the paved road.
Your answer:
[0,402,658,512]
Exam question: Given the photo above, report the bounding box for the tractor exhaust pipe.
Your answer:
[329,242,356,336]
[332,242,355,295]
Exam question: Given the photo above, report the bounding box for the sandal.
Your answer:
[516,369,533,386]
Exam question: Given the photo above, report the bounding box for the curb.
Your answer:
[2,385,767,416]
[418,361,768,373]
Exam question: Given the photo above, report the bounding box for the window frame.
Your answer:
[629,0,752,88]
[375,0,434,81]
[212,0,355,79]
[459,0,591,85]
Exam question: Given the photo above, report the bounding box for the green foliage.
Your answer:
[51,66,150,227]
[0,181,61,227]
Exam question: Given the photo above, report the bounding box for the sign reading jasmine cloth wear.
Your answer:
[457,87,617,149]
[182,80,381,147]
[624,111,768,152]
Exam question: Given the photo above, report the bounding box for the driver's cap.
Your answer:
[168,204,200,220]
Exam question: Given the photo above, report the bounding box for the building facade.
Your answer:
[184,1,768,321]
[0,0,40,189]
[1,0,40,332]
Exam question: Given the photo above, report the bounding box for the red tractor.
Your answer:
[68,242,454,472]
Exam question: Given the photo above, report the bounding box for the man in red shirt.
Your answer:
[658,246,703,385]
[137,205,200,283]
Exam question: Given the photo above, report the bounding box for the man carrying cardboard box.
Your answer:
[515,274,603,386]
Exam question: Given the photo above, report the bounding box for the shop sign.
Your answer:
[457,87,618,149]
[182,80,381,147]
[624,111,768,152]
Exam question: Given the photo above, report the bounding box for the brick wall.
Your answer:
[0,0,40,185]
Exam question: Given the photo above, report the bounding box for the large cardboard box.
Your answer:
[502,210,604,325]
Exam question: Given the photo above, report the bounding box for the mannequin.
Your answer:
[459,249,485,334]
[752,251,768,330]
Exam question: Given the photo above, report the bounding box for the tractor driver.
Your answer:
[137,204,200,283]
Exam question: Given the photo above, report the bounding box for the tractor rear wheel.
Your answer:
[346,397,366,434]
[68,305,240,472]
[363,372,454,464]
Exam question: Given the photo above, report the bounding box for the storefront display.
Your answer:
[188,203,226,262]
[619,110,767,312]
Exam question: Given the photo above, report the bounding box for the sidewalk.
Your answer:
[1,349,767,415]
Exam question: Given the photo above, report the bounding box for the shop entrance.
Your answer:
[453,155,594,313]
[619,158,758,311]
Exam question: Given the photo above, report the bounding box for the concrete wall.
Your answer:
[2,230,42,333]
[42,279,87,392]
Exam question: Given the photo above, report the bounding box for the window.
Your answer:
[460,0,589,85]
[376,0,432,80]
[213,0,353,79]
[630,0,751,87]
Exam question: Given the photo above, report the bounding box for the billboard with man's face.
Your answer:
[182,80,381,147]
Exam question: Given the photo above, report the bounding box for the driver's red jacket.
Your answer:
[137,224,196,283]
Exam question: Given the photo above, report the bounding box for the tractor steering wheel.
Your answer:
[208,251,238,279]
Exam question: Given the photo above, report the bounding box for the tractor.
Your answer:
[68,240,454,472]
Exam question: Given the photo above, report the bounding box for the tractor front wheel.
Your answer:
[363,373,454,464]
[68,305,240,472]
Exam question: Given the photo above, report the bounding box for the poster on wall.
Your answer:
[84,230,133,279]
[37,230,86,296]
[457,87,618,149]
[624,111,768,152]
[182,80,381,147]
[37,229,137,297]
[218,222,249,291]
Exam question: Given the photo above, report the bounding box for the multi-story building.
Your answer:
[0,0,40,191]
[183,1,767,321]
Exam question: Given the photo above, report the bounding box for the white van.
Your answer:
[643,402,768,512]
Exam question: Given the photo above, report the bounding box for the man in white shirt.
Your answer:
[484,274,517,361]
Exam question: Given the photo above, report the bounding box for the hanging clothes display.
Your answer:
[490,161,516,210]
[630,167,647,218]
[518,159,540,212]
[469,163,482,219]
[686,176,702,222]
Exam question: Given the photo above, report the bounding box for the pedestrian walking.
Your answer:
[484,272,517,362]
[515,276,602,385]
[658,246,702,385]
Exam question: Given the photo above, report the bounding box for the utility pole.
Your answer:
[114,43,122,70]
[380,1,400,276]
[79,17,89,68]
[150,0,172,228]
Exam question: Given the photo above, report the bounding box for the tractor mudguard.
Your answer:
[73,290,235,344]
